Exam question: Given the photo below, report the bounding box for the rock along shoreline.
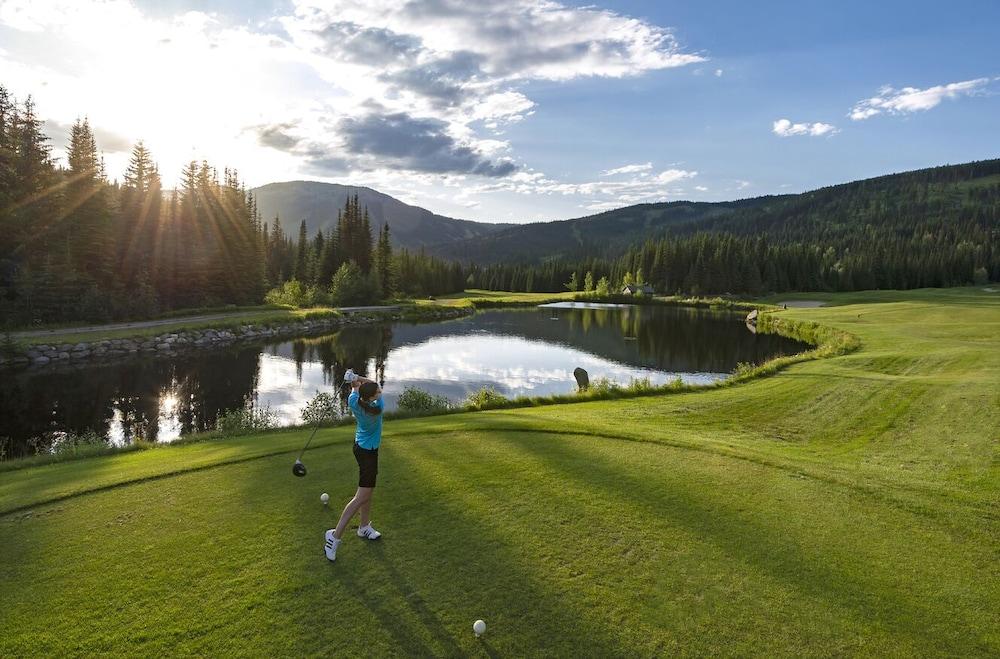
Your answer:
[0,306,471,371]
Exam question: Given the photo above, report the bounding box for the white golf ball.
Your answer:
[473,619,486,637]
[320,493,329,505]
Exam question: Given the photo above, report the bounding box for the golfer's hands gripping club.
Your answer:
[344,368,375,390]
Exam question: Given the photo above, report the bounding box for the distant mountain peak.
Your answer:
[251,180,505,250]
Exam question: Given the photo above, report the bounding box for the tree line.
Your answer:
[470,163,1000,295]
[0,85,268,323]
[0,84,465,325]
[262,193,467,307]
[3,81,996,322]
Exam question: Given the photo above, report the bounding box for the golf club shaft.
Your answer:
[298,378,359,460]
[297,420,323,460]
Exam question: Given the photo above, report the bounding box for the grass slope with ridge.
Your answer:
[1,287,998,656]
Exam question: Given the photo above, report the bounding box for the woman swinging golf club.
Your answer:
[325,369,384,562]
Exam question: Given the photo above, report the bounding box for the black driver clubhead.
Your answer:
[292,460,307,477]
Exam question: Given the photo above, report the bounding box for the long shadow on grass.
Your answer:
[509,432,992,655]
[335,565,455,655]
[223,438,626,655]
[384,442,631,656]
[214,441,466,656]
[342,542,465,656]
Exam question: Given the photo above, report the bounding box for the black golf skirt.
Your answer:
[353,442,379,488]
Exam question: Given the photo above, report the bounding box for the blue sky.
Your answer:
[1,0,997,223]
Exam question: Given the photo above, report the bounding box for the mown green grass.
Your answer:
[418,288,578,307]
[1,287,998,656]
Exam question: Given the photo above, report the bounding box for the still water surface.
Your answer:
[0,304,809,457]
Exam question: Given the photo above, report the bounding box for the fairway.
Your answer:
[1,287,998,656]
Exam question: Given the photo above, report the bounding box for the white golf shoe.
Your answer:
[324,529,341,561]
[357,524,382,540]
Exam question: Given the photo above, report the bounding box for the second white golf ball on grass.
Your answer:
[473,619,486,637]
[320,493,329,505]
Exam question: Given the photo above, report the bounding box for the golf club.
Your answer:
[292,369,359,477]
[291,420,322,477]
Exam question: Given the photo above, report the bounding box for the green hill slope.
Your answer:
[429,159,1000,264]
[1,287,998,656]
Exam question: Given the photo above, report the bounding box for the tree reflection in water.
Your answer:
[0,306,807,458]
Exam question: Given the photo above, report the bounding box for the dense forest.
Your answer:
[0,85,463,325]
[263,194,467,307]
[471,161,1000,294]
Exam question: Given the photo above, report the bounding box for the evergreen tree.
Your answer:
[118,140,160,285]
[294,220,309,281]
[375,223,394,298]
[596,276,610,296]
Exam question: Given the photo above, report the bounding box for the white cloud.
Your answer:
[772,118,838,137]
[601,162,652,176]
[450,166,699,212]
[654,168,698,183]
[849,77,993,120]
[714,68,723,77]
[583,200,629,212]
[0,0,705,219]
[471,91,536,126]
[286,0,704,82]
[694,185,708,191]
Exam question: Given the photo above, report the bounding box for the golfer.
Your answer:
[324,374,384,562]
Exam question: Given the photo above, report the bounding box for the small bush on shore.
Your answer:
[397,387,452,413]
[301,392,338,425]
[466,386,508,409]
[215,406,278,437]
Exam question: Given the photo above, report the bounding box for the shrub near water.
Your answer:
[397,387,452,413]
[301,392,338,425]
[264,279,330,307]
[214,406,278,437]
[585,376,661,396]
[466,386,508,409]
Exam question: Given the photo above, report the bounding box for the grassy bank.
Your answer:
[10,307,339,346]
[418,288,578,307]
[6,304,475,350]
[1,287,998,656]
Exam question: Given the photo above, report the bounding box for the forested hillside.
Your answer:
[468,160,1000,294]
[430,197,775,264]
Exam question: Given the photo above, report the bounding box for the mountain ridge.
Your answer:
[251,180,508,251]
[253,158,1000,264]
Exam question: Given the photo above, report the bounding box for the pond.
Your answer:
[0,304,809,458]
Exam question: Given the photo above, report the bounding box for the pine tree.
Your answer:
[375,223,394,298]
[0,86,19,295]
[565,271,578,292]
[318,228,339,285]
[267,216,285,283]
[65,117,112,289]
[118,140,160,284]
[9,96,57,268]
[359,207,374,273]
[311,229,325,285]
[294,220,309,281]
